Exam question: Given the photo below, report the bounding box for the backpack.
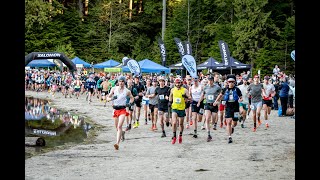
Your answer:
[223,88,239,102]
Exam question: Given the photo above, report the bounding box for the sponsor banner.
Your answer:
[158,38,167,66]
[122,57,130,66]
[184,41,193,55]
[32,129,57,136]
[127,59,141,76]
[291,50,295,61]
[34,53,61,59]
[174,37,186,58]
[182,55,198,78]
[218,40,231,67]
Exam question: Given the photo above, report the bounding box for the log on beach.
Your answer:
[25,137,46,147]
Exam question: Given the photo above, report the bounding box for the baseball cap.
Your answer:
[158,76,165,81]
[134,74,140,79]
[264,75,270,80]
[170,73,174,76]
[118,76,126,82]
[174,78,181,83]
[208,75,214,80]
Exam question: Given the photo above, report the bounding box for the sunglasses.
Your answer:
[175,82,181,84]
[228,81,235,83]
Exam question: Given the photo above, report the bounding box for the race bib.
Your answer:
[208,95,214,101]
[101,92,105,96]
[90,85,94,88]
[234,112,239,118]
[142,100,146,105]
[250,105,254,110]
[159,95,165,100]
[175,98,181,104]
[199,108,204,114]
[221,101,226,105]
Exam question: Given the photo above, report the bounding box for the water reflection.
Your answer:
[25,96,93,151]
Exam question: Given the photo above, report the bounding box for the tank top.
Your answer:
[113,87,128,106]
[171,87,186,110]
[191,85,202,102]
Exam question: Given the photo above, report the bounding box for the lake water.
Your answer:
[25,96,93,158]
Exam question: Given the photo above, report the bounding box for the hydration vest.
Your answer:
[223,88,239,102]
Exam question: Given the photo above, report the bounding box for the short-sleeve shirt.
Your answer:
[203,84,222,103]
[247,83,264,103]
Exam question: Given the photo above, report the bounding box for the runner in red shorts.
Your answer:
[107,76,134,150]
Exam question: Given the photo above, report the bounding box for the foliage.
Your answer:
[25,0,295,75]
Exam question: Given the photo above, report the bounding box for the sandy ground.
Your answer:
[25,90,295,180]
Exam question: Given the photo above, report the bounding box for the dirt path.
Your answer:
[25,91,295,180]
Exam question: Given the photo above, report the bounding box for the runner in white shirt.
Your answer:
[237,77,250,128]
[262,76,275,128]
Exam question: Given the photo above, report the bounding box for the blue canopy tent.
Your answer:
[93,59,120,68]
[197,57,227,70]
[122,59,170,74]
[26,59,56,67]
[71,56,92,68]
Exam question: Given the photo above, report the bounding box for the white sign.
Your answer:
[76,64,84,68]
[182,55,197,78]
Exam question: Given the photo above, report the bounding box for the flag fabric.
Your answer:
[158,38,167,66]
[218,40,231,67]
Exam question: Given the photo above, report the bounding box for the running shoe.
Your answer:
[153,124,158,130]
[228,137,233,144]
[133,121,139,128]
[193,134,198,138]
[265,123,269,128]
[241,124,245,128]
[166,121,170,127]
[186,124,190,129]
[239,116,243,122]
[207,135,212,142]
[171,137,177,144]
[161,132,166,138]
[190,120,193,126]
[128,124,132,130]
[114,144,119,150]
[252,127,257,132]
[201,125,205,130]
[258,120,262,126]
[178,135,182,143]
[125,126,129,131]
[213,124,217,130]
[145,119,148,125]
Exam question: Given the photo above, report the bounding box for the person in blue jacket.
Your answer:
[278,76,289,116]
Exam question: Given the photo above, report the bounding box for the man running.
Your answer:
[151,76,171,138]
[221,74,242,143]
[247,75,266,132]
[198,75,222,142]
[237,77,250,128]
[168,78,192,144]
[146,79,159,130]
[107,76,134,150]
[262,75,275,128]
[132,75,145,128]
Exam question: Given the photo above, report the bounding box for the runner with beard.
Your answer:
[150,76,171,137]
[168,78,192,144]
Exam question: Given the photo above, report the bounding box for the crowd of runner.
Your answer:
[25,65,295,150]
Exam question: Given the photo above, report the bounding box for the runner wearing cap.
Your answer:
[221,74,243,143]
[168,78,192,144]
[198,74,223,142]
[189,76,204,138]
[107,76,134,150]
[247,75,266,132]
[151,76,171,137]
[262,75,275,128]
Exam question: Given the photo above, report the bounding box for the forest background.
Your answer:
[25,0,295,75]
